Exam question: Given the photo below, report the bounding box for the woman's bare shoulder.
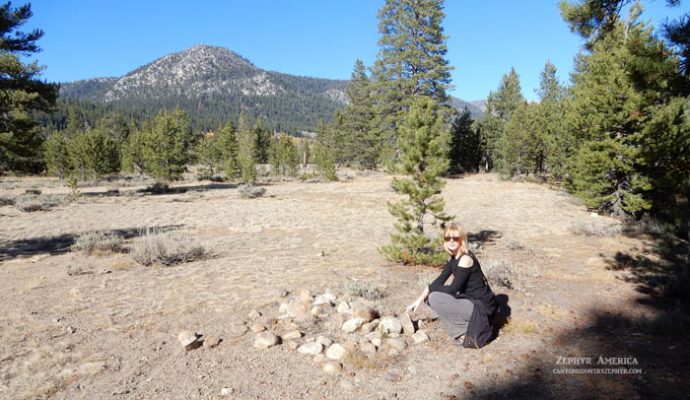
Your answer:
[459,254,474,268]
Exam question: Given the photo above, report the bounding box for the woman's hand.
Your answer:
[406,297,423,313]
[406,286,429,314]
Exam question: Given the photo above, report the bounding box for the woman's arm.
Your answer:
[429,255,474,295]
[406,286,429,313]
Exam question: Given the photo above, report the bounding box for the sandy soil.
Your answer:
[1,172,687,399]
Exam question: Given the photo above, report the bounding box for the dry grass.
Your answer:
[502,317,539,334]
[131,228,207,266]
[537,304,570,321]
[71,231,124,254]
[344,279,385,300]
[342,348,394,370]
[13,193,65,212]
[238,184,266,199]
[568,220,622,237]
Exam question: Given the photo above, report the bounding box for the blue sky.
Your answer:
[22,0,687,101]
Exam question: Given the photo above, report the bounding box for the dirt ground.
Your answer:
[1,172,688,399]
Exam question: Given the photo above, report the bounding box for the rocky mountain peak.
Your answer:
[103,43,277,102]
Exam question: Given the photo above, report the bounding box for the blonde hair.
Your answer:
[444,222,469,256]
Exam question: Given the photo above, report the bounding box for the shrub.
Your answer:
[14,194,63,212]
[344,280,384,300]
[71,231,124,254]
[568,220,623,237]
[131,229,206,266]
[482,259,515,289]
[0,196,15,206]
[238,184,266,199]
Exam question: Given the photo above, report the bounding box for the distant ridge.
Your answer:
[60,44,482,131]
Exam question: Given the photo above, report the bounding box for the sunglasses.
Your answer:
[444,236,461,242]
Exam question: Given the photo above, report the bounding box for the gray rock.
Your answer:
[399,312,415,335]
[371,338,383,348]
[361,320,379,334]
[385,338,407,351]
[220,387,234,395]
[313,354,328,363]
[316,335,333,347]
[203,335,221,348]
[353,306,378,322]
[282,330,303,340]
[286,341,300,351]
[313,295,334,307]
[359,342,377,355]
[325,343,347,360]
[178,331,198,348]
[297,342,323,356]
[299,289,313,303]
[379,317,402,334]
[247,309,262,320]
[322,291,337,302]
[322,361,342,375]
[412,330,429,344]
[341,318,365,333]
[336,301,351,314]
[254,332,279,349]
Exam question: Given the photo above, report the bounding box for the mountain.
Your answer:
[449,97,484,119]
[58,44,482,131]
[59,44,349,132]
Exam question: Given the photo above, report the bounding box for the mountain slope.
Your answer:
[59,44,483,131]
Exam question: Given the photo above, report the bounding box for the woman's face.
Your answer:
[444,232,461,255]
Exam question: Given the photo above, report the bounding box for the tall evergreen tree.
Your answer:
[269,133,299,176]
[237,112,257,183]
[447,108,480,173]
[479,68,525,171]
[43,130,69,179]
[141,108,195,182]
[370,0,453,163]
[535,62,570,179]
[217,121,240,180]
[564,8,653,216]
[342,60,378,169]
[0,2,58,173]
[381,97,452,266]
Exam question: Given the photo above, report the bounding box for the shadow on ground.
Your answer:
[0,224,184,261]
[453,226,690,399]
[469,230,501,248]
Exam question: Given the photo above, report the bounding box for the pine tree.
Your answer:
[535,62,570,179]
[564,10,651,217]
[121,123,148,174]
[254,117,271,164]
[341,60,378,169]
[44,130,69,179]
[381,97,452,265]
[217,121,240,180]
[313,120,337,181]
[498,102,542,176]
[237,112,257,183]
[370,0,453,164]
[447,108,480,173]
[298,138,310,168]
[141,109,195,182]
[0,2,58,173]
[195,131,223,179]
[269,133,299,176]
[66,127,119,180]
[480,68,525,171]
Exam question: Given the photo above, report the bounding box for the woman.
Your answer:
[406,223,496,348]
